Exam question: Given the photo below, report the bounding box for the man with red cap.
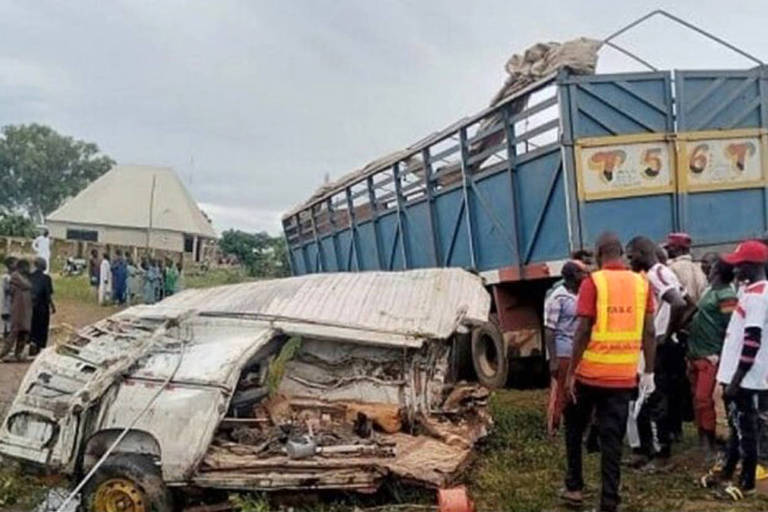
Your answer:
[706,241,768,500]
[666,232,708,303]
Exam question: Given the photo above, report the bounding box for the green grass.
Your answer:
[54,274,96,304]
[53,267,251,305]
[465,389,768,512]
[183,267,251,289]
[0,465,52,510]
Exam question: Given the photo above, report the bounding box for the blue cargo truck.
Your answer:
[282,55,768,387]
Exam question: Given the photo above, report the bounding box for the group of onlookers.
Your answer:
[545,231,768,510]
[88,249,182,306]
[1,256,54,361]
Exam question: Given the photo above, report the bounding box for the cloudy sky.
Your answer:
[0,0,765,234]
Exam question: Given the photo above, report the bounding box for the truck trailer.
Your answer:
[282,13,768,387]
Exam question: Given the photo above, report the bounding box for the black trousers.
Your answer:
[723,388,764,491]
[666,337,692,433]
[638,342,677,457]
[565,382,632,512]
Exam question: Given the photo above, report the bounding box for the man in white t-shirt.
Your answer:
[31,229,51,273]
[627,236,689,467]
[707,241,768,500]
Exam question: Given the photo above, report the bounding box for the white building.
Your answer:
[46,165,217,261]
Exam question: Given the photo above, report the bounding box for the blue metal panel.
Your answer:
[686,189,766,244]
[305,242,320,273]
[563,72,676,248]
[566,72,673,137]
[582,195,675,247]
[434,188,472,268]
[675,70,766,131]
[469,170,518,271]
[356,221,381,270]
[377,211,404,270]
[515,149,570,263]
[336,230,354,271]
[675,70,768,240]
[403,201,434,269]
[320,236,339,272]
[290,248,307,275]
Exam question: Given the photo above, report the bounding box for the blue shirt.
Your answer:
[543,284,578,358]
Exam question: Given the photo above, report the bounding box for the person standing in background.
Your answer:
[163,258,178,298]
[7,259,33,361]
[31,229,51,273]
[1,257,17,338]
[111,250,128,305]
[627,236,690,469]
[666,233,708,303]
[544,260,587,435]
[156,260,165,302]
[688,258,737,465]
[142,259,158,305]
[29,258,54,355]
[98,253,112,305]
[126,256,143,305]
[88,249,100,297]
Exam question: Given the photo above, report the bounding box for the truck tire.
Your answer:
[471,321,508,389]
[82,453,174,512]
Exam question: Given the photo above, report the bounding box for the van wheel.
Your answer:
[82,454,173,512]
[471,321,508,389]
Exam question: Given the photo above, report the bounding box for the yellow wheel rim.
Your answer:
[93,478,147,512]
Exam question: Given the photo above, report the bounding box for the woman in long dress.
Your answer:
[98,253,112,305]
[6,259,32,360]
[126,257,143,305]
[142,259,159,305]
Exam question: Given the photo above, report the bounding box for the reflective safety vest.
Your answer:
[576,269,649,388]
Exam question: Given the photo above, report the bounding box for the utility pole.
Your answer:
[146,173,157,253]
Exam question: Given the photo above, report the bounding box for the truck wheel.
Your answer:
[82,454,173,512]
[471,321,508,389]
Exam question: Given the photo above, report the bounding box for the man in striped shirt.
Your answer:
[711,241,768,500]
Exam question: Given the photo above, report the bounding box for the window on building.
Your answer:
[184,235,194,253]
[66,229,98,242]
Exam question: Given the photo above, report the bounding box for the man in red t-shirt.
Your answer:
[561,232,655,512]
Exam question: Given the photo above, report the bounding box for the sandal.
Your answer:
[722,484,755,501]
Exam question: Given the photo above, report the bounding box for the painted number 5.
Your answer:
[642,148,662,178]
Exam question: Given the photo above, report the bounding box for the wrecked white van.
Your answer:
[0,269,494,511]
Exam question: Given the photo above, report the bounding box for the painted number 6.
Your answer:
[689,143,709,174]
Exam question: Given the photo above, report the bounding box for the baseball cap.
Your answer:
[664,232,692,249]
[723,240,768,265]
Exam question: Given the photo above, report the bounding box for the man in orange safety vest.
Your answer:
[561,232,656,512]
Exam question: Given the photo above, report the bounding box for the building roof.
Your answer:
[46,165,217,238]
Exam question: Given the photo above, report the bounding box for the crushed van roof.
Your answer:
[128,268,490,348]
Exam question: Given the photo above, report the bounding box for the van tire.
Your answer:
[471,321,508,389]
[82,453,174,512]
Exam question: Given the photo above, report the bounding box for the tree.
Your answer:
[0,213,36,238]
[0,124,114,221]
[219,230,289,278]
